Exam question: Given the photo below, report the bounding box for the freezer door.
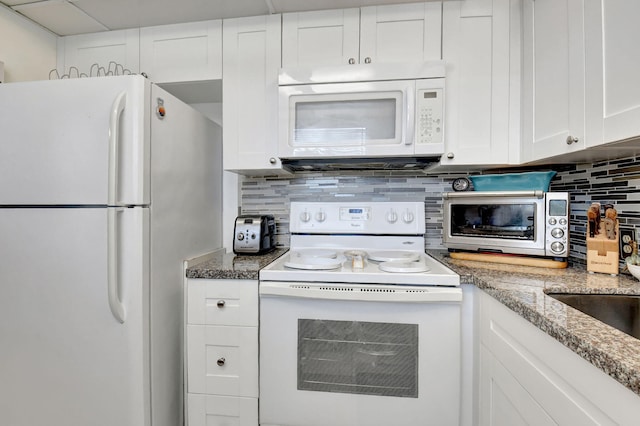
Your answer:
[0,207,150,426]
[0,75,150,206]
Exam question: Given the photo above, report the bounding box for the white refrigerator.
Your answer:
[0,75,222,426]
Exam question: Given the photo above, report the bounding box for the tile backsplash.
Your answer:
[240,155,640,263]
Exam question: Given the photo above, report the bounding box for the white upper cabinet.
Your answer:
[139,20,222,84]
[282,2,442,68]
[223,14,285,174]
[522,0,640,163]
[521,0,586,162]
[440,0,520,167]
[585,1,640,148]
[359,2,442,64]
[282,8,360,68]
[58,29,139,77]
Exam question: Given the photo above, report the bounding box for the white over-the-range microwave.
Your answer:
[278,62,446,160]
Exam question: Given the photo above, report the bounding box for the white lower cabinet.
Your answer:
[187,394,258,426]
[479,290,640,425]
[185,279,258,426]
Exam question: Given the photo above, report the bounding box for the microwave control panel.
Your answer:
[417,88,443,145]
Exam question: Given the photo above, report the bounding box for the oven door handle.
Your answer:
[259,282,462,302]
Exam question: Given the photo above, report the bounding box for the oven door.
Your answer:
[259,282,462,426]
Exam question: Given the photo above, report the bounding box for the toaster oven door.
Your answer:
[443,192,547,256]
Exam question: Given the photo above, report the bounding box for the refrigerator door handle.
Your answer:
[107,207,126,323]
[108,91,126,207]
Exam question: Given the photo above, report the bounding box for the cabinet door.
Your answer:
[59,29,139,77]
[187,394,257,426]
[478,291,640,425]
[140,20,221,84]
[360,2,442,64]
[223,15,284,174]
[282,9,360,67]
[521,0,585,161]
[585,1,640,147]
[479,346,556,426]
[441,0,517,166]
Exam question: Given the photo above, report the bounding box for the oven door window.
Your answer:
[450,203,536,240]
[298,319,418,398]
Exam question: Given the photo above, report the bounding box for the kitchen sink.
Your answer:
[546,293,640,340]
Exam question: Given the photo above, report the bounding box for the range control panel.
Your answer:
[290,202,426,235]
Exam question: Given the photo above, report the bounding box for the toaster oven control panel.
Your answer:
[545,195,570,256]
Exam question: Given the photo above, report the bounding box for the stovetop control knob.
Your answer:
[386,210,398,223]
[300,211,311,222]
[402,210,415,223]
[315,210,326,222]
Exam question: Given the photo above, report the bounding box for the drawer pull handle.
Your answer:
[217,357,226,367]
[216,300,225,308]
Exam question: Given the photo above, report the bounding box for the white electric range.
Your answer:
[259,201,462,426]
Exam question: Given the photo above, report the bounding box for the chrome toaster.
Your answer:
[233,214,276,255]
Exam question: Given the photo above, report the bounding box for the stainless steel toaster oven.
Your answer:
[442,191,570,258]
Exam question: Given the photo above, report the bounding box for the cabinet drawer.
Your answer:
[187,393,257,426]
[187,325,258,397]
[187,279,258,326]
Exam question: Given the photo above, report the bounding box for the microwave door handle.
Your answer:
[404,89,415,146]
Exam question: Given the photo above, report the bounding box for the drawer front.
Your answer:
[187,279,258,326]
[187,393,258,426]
[187,324,258,397]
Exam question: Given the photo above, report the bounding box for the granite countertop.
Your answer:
[430,251,640,397]
[186,248,287,280]
[186,248,640,396]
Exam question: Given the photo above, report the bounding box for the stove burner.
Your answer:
[292,248,338,258]
[379,261,430,273]
[368,251,421,263]
[283,256,344,270]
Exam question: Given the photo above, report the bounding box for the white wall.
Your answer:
[0,5,57,82]
[191,101,238,253]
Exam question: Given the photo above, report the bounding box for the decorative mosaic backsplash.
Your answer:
[239,155,640,263]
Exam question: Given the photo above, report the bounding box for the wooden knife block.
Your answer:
[586,220,619,275]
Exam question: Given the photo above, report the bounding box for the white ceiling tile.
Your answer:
[12,0,107,35]
[1,0,442,36]
[0,0,36,5]
[71,0,271,30]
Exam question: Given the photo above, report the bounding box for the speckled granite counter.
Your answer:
[430,250,640,397]
[186,249,287,280]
